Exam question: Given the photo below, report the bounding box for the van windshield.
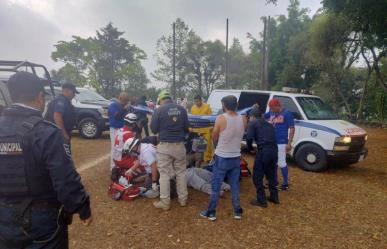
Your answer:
[296,97,338,120]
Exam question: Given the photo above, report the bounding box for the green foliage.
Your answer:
[323,0,387,48]
[152,18,192,97]
[50,63,87,86]
[51,23,148,98]
[153,18,225,99]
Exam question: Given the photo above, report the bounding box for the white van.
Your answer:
[207,89,368,172]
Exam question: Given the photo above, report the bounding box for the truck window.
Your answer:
[273,95,303,120]
[238,92,270,114]
[0,85,7,114]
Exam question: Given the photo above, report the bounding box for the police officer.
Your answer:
[246,107,279,208]
[45,82,79,142]
[0,72,92,249]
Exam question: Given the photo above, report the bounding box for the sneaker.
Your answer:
[153,200,170,211]
[143,189,159,199]
[234,213,242,220]
[281,184,289,191]
[250,199,268,208]
[200,210,216,221]
[267,197,280,204]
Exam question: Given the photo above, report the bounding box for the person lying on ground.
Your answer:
[186,167,230,195]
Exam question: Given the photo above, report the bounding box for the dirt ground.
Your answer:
[68,128,387,249]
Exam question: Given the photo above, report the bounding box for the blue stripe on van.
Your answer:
[295,120,341,136]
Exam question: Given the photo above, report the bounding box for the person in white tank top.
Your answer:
[200,95,247,221]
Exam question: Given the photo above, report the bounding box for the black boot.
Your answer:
[267,196,280,204]
[250,199,268,208]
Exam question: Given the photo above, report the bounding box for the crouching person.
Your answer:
[123,137,159,198]
[247,108,279,208]
[200,95,246,221]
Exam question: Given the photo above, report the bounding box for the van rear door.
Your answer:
[207,90,240,114]
[238,92,270,113]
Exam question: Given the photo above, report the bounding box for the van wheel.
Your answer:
[79,118,101,139]
[295,143,327,172]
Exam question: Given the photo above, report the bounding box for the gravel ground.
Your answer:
[68,128,387,249]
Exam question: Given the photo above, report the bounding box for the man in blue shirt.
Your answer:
[264,98,295,191]
[108,92,130,170]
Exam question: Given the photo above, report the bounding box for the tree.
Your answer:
[153,18,192,97]
[308,14,361,116]
[323,0,387,92]
[184,35,225,97]
[52,23,147,98]
[50,63,87,86]
[201,40,225,97]
[228,38,250,89]
[268,0,312,89]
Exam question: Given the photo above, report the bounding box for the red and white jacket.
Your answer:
[112,126,137,169]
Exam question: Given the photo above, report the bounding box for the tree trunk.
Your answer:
[356,49,372,120]
[370,47,387,93]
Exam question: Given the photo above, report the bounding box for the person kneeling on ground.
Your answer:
[123,137,160,198]
[186,167,230,195]
[112,113,141,170]
[247,107,279,208]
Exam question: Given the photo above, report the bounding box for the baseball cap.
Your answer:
[7,71,49,101]
[62,82,79,94]
[268,98,281,108]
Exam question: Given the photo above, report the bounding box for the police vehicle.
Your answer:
[45,86,109,139]
[206,89,368,172]
[0,60,55,113]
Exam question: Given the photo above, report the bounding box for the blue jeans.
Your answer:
[207,155,242,215]
[0,206,68,249]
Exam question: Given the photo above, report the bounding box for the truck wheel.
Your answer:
[295,143,327,172]
[79,118,101,139]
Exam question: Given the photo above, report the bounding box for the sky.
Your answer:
[0,0,322,86]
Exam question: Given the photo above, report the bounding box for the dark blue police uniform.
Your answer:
[0,105,91,249]
[247,117,279,205]
[44,94,76,136]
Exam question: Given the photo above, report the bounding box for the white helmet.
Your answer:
[124,113,138,124]
[123,137,140,153]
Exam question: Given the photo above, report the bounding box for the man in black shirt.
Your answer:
[45,83,78,142]
[246,107,279,208]
[0,72,92,249]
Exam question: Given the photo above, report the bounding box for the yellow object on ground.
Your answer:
[191,103,214,162]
